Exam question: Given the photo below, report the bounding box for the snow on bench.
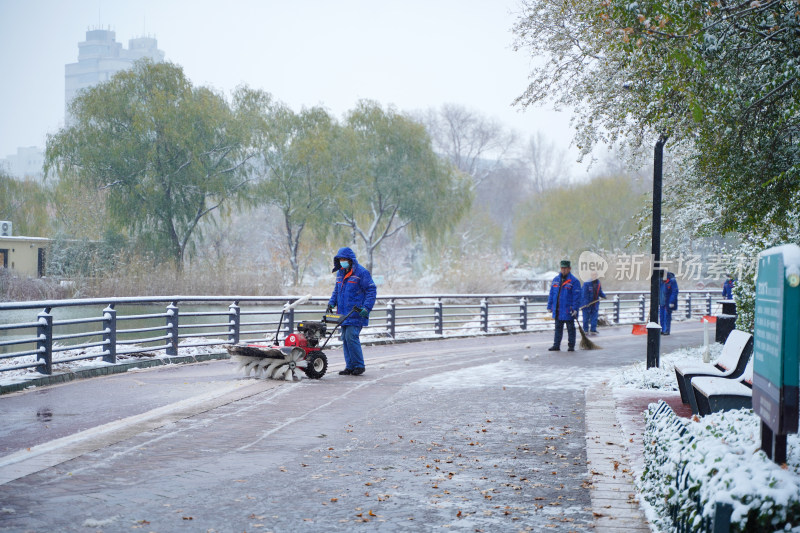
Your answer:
[690,358,753,416]
[674,329,753,414]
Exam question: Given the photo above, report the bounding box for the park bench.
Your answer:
[674,329,753,414]
[689,357,753,416]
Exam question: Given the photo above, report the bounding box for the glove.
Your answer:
[670,303,677,311]
[570,310,577,318]
[356,306,369,318]
[326,305,333,314]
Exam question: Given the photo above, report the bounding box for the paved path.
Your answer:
[0,323,704,532]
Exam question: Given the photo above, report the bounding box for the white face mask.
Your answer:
[340,260,350,270]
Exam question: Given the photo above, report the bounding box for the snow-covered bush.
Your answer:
[642,403,800,532]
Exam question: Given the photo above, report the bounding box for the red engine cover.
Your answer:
[284,332,315,355]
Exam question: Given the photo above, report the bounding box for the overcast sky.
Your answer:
[0,0,589,175]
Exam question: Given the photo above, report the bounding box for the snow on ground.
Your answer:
[608,341,723,390]
[408,357,610,392]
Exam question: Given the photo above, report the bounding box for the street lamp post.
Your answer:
[647,135,667,369]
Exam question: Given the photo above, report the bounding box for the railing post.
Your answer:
[102,304,116,364]
[685,294,692,319]
[434,298,443,335]
[166,301,179,356]
[706,292,712,316]
[480,298,489,333]
[36,308,53,375]
[613,295,621,324]
[228,301,240,345]
[387,299,396,338]
[639,294,646,322]
[519,297,528,331]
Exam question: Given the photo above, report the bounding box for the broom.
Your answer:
[576,299,601,350]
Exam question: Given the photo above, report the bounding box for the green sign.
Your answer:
[752,244,800,435]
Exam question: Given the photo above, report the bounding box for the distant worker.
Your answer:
[659,271,679,336]
[722,274,736,300]
[327,247,377,376]
[581,271,606,335]
[547,260,582,351]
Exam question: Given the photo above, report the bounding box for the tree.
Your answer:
[0,170,50,237]
[419,104,518,190]
[513,174,648,265]
[336,101,472,271]
[513,0,799,230]
[45,59,253,271]
[513,0,799,330]
[238,87,342,285]
[523,132,569,193]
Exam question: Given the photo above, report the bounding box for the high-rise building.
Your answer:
[0,147,45,182]
[64,28,164,123]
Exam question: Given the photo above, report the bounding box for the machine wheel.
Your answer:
[303,351,328,379]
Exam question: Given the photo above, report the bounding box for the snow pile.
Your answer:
[641,403,800,532]
[608,342,724,390]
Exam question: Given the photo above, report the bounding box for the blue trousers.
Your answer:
[553,319,576,348]
[659,305,672,333]
[341,325,364,370]
[582,305,599,332]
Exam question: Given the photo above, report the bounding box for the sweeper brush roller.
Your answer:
[226,344,327,380]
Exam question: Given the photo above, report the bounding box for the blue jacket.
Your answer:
[659,272,679,309]
[328,247,377,327]
[582,280,606,309]
[722,278,735,299]
[547,272,582,320]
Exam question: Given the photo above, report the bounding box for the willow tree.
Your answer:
[45,59,253,271]
[238,87,342,285]
[337,101,472,271]
[0,170,50,237]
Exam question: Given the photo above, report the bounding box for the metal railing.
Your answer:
[0,290,726,376]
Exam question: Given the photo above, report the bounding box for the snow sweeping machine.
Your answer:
[226,295,357,380]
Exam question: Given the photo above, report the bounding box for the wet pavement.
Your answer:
[0,323,704,532]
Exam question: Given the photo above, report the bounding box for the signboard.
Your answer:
[752,245,800,435]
